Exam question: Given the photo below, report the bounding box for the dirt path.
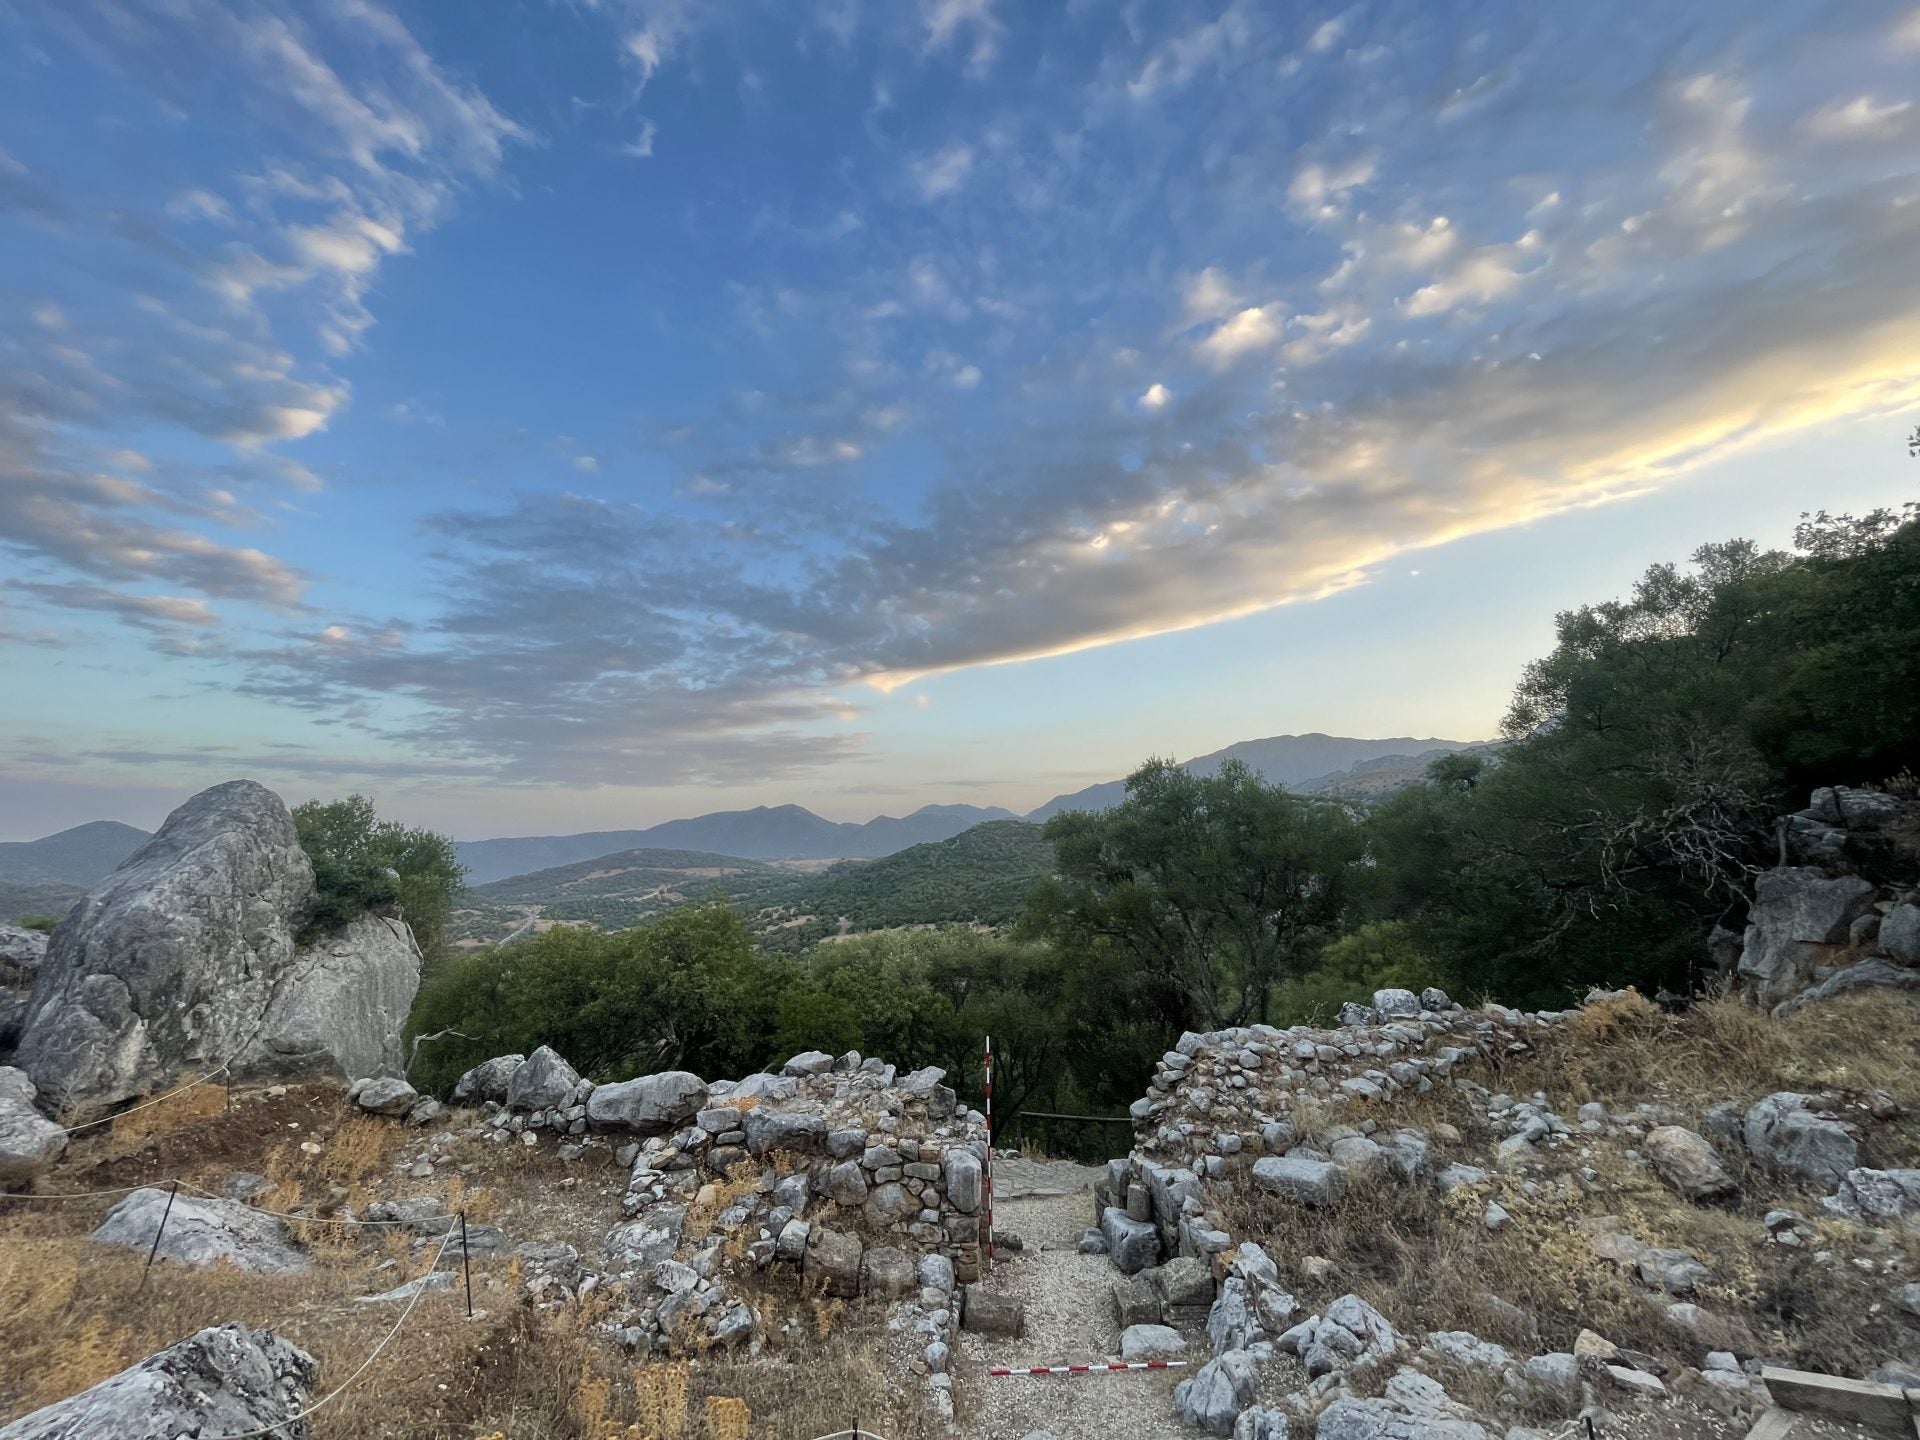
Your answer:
[954,1185,1196,1440]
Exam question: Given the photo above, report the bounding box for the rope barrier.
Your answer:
[0,1179,459,1230]
[209,1219,463,1440]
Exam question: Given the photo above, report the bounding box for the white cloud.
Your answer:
[1137,382,1172,411]
[1804,95,1914,139]
[166,188,231,222]
[620,120,659,159]
[574,454,602,474]
[1287,154,1376,219]
[910,144,975,201]
[1180,267,1242,326]
[1128,4,1252,99]
[1402,231,1544,317]
[30,302,65,330]
[1307,16,1345,53]
[924,0,1002,73]
[1196,304,1285,367]
[951,364,982,390]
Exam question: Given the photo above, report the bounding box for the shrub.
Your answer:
[291,795,464,960]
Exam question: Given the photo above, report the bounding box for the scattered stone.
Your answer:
[1645,1125,1737,1204]
[1744,1093,1857,1188]
[351,1075,418,1116]
[782,1050,835,1077]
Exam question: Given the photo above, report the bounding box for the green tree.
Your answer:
[1024,758,1363,1029]
[292,795,465,961]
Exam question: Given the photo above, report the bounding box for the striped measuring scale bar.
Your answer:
[982,1033,994,1272]
[987,1361,1189,1377]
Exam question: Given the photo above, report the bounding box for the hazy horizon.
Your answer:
[4,2,1918,841]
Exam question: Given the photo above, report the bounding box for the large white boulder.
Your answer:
[15,781,420,1120]
[0,1323,316,1440]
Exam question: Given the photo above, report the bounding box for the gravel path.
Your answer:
[955,1190,1196,1440]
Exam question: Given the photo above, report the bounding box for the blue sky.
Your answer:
[2,0,1918,841]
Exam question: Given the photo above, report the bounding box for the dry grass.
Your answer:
[0,1083,942,1440]
[1221,989,1920,1390]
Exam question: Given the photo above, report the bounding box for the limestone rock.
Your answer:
[944,1147,982,1212]
[92,1187,309,1274]
[352,1075,418,1116]
[0,1067,66,1188]
[781,1050,834,1076]
[805,1227,863,1296]
[506,1045,580,1112]
[1373,988,1420,1018]
[586,1071,708,1132]
[0,925,48,1050]
[1744,1092,1857,1188]
[1773,959,1920,1016]
[1120,1323,1186,1360]
[1100,1206,1161,1274]
[1881,904,1920,965]
[253,912,420,1084]
[0,1323,315,1440]
[16,781,318,1119]
[452,1053,524,1103]
[602,1204,687,1269]
[1251,1155,1345,1206]
[742,1106,827,1155]
[1235,1409,1289,1440]
[1821,1167,1920,1223]
[1173,1348,1260,1435]
[961,1285,1024,1338]
[1645,1125,1738,1204]
[1737,868,1877,1002]
[861,1244,916,1298]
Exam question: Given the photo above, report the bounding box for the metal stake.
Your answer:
[139,1180,179,1293]
[460,1211,473,1318]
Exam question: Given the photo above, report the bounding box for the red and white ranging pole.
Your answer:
[983,1033,994,1273]
[988,1362,1189,1377]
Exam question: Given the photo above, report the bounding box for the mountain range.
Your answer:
[3,732,1481,910]
[0,820,153,921]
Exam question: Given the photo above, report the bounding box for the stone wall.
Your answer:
[454,1044,992,1299]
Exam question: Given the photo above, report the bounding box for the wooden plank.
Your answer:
[1760,1367,1911,1436]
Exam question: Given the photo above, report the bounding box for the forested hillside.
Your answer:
[451,820,1052,949]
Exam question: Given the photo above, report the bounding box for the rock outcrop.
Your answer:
[0,925,48,1052]
[14,780,420,1119]
[0,1066,65,1188]
[0,1323,316,1440]
[1733,787,1920,1012]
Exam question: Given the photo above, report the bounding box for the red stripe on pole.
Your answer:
[986,1361,1187,1377]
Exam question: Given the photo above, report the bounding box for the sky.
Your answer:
[2,0,1919,842]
